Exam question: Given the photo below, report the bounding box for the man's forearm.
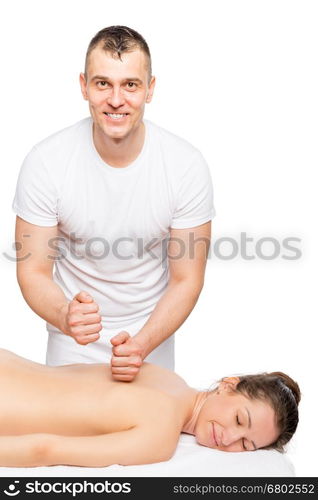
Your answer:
[134,279,202,358]
[18,271,68,332]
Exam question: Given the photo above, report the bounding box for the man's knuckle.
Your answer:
[70,324,80,333]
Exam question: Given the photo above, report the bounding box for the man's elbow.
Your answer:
[16,272,32,300]
[193,277,204,296]
[170,276,204,298]
[17,267,52,291]
[16,271,28,292]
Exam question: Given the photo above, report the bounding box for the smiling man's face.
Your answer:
[79,45,155,141]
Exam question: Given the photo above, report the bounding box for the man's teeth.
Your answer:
[105,113,127,119]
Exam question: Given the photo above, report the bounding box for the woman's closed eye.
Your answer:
[236,414,248,450]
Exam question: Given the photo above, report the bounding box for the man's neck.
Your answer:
[92,121,145,168]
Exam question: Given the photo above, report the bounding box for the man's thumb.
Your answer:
[110,331,130,346]
[74,291,93,303]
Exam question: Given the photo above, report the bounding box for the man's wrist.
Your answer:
[57,302,69,334]
[133,330,153,360]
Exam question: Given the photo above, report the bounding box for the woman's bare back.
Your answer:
[0,348,192,437]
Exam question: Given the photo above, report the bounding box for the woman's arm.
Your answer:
[0,434,49,467]
[0,423,180,468]
[46,425,179,467]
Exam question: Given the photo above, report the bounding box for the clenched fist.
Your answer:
[110,331,144,382]
[59,291,102,345]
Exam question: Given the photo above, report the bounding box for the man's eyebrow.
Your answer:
[91,75,143,84]
[245,407,257,450]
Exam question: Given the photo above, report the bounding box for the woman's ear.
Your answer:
[218,376,240,393]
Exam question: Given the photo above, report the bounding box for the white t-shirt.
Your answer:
[12,117,215,367]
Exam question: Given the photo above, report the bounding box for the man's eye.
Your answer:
[97,81,108,87]
[126,82,137,88]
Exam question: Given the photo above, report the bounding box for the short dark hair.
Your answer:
[84,25,152,83]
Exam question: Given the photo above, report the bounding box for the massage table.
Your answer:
[0,434,295,477]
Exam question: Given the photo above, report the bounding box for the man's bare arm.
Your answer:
[15,216,69,330]
[111,221,211,380]
[135,221,211,354]
[15,216,102,344]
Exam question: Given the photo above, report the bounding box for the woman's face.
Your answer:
[195,378,279,452]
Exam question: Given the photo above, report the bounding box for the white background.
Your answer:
[1,0,317,476]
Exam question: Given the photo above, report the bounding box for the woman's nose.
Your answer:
[221,427,244,446]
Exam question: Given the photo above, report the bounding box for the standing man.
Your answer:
[13,26,215,381]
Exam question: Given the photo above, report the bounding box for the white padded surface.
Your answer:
[0,434,295,477]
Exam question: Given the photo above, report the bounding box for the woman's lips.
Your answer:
[211,422,219,447]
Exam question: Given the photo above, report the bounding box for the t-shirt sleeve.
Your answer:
[12,146,58,226]
[170,150,216,229]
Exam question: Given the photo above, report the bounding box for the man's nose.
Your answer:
[106,87,125,108]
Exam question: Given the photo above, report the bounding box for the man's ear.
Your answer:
[146,75,156,103]
[218,376,240,393]
[79,72,88,100]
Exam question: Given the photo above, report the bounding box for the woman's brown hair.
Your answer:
[234,371,300,452]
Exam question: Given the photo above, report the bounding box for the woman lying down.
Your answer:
[0,347,300,467]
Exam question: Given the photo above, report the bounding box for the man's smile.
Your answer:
[103,112,129,121]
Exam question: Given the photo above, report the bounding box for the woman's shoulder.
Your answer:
[129,376,187,433]
[137,362,190,393]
